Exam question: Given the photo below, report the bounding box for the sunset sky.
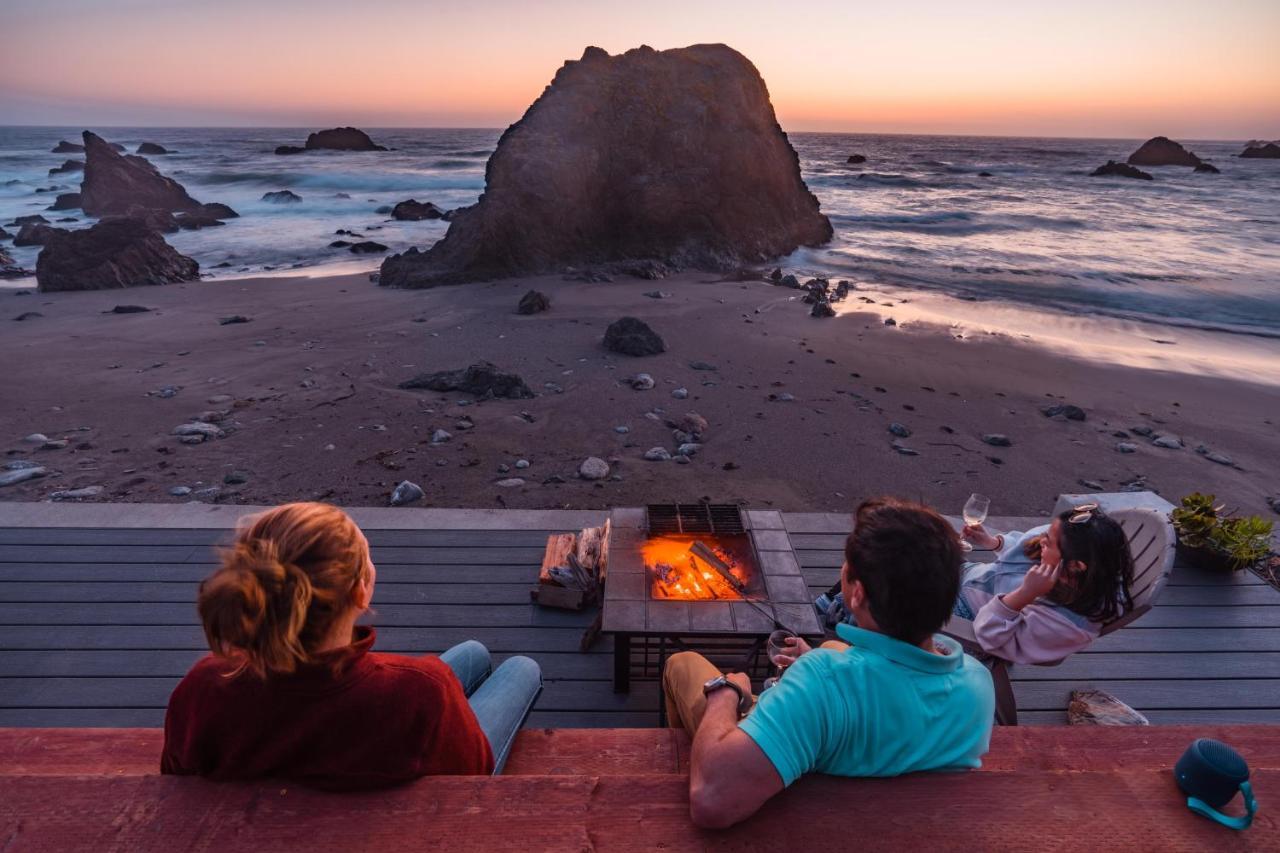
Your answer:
[3,0,1278,138]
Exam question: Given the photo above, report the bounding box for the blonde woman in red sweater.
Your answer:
[161,502,541,789]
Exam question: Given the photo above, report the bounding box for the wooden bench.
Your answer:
[3,726,1276,850]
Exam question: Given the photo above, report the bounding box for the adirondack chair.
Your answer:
[943,494,1178,726]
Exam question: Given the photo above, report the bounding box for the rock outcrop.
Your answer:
[391,199,447,220]
[1090,161,1153,180]
[380,44,832,287]
[1194,162,1221,174]
[517,290,550,314]
[305,128,387,151]
[847,154,867,164]
[136,142,170,155]
[1241,142,1280,159]
[50,160,84,175]
[262,190,302,204]
[51,140,85,154]
[36,218,199,292]
[14,223,66,247]
[79,131,202,216]
[399,361,534,399]
[1127,137,1203,168]
[603,316,665,356]
[275,145,306,156]
[50,193,82,211]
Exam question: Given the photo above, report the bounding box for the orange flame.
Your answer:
[642,535,746,601]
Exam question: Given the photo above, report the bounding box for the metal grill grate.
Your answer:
[645,503,745,536]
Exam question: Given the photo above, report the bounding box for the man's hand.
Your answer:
[689,670,783,828]
[1001,561,1062,611]
[962,523,1001,551]
[768,636,812,668]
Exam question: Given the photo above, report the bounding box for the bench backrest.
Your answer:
[1098,507,1176,637]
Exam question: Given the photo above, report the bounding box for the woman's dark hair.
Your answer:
[1041,508,1135,623]
[843,497,963,646]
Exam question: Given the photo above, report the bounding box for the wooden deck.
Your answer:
[1,505,1277,727]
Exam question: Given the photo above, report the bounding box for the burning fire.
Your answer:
[643,535,748,601]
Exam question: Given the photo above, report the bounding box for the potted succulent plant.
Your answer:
[1171,492,1274,572]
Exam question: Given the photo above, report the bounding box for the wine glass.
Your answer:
[960,493,991,552]
[763,628,797,690]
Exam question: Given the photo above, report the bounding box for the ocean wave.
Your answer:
[190,170,484,192]
[853,173,930,188]
[841,210,1088,236]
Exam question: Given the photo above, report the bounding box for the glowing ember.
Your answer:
[642,535,750,600]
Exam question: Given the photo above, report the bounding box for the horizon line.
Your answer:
[0,124,1270,144]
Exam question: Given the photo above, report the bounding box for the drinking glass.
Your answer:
[960,493,991,552]
[762,628,797,690]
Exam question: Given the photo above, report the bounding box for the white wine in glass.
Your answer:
[960,493,991,552]
[762,629,797,690]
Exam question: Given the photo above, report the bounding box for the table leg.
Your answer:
[613,632,631,693]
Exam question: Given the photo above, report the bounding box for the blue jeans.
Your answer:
[438,640,542,774]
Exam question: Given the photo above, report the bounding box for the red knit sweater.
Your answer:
[161,627,494,789]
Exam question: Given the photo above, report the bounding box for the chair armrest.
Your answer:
[942,615,982,656]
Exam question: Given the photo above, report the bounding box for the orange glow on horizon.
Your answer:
[2,0,1277,139]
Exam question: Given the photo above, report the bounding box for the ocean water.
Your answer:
[2,126,1279,342]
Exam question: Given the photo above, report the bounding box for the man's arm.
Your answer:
[688,673,784,829]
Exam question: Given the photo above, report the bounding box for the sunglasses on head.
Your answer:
[1068,503,1100,524]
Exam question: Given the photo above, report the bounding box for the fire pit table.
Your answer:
[601,504,823,693]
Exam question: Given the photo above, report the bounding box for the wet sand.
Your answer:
[2,270,1277,518]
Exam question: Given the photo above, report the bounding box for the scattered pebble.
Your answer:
[23,433,48,444]
[515,459,530,469]
[50,485,104,501]
[169,486,192,497]
[884,318,897,326]
[223,470,249,485]
[1151,434,1182,450]
[219,315,251,325]
[891,442,919,457]
[578,457,610,480]
[430,429,453,444]
[390,480,425,506]
[0,467,47,487]
[644,447,672,462]
[628,373,655,391]
[689,361,717,371]
[888,423,912,438]
[982,434,1012,447]
[1130,425,1154,437]
[1078,479,1104,491]
[614,425,630,434]
[1042,404,1087,421]
[671,388,689,400]
[495,478,526,488]
[1115,442,1138,454]
[769,392,795,402]
[172,421,224,441]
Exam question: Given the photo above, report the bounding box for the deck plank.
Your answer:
[1,512,1277,729]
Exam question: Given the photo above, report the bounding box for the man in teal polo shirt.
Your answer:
[663,498,994,828]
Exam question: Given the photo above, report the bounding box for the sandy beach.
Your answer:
[2,270,1277,518]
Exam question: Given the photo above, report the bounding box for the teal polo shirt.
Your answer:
[738,623,994,786]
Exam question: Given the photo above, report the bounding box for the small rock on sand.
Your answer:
[172,421,224,441]
[0,467,47,487]
[888,423,912,438]
[678,443,702,457]
[689,361,717,371]
[431,429,453,444]
[50,485,104,501]
[1042,404,1087,421]
[982,434,1012,447]
[516,290,550,315]
[515,459,530,469]
[23,433,49,444]
[1152,434,1182,449]
[672,387,688,399]
[390,480,425,506]
[169,486,192,497]
[644,447,672,461]
[109,305,151,314]
[579,457,610,480]
[223,471,249,485]
[495,478,526,488]
[628,373,655,390]
[219,315,251,325]
[1115,442,1138,454]
[891,442,919,456]
[604,317,665,356]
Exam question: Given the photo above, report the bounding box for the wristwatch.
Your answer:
[703,675,752,715]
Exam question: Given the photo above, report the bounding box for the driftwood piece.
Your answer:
[1067,689,1150,726]
[538,533,578,586]
[689,540,745,593]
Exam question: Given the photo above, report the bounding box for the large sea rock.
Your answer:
[1241,142,1280,159]
[79,131,203,217]
[35,218,199,292]
[380,44,832,288]
[1127,136,1203,167]
[305,127,387,151]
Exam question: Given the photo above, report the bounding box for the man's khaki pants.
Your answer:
[662,641,849,731]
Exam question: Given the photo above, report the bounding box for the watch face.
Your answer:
[703,675,726,691]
